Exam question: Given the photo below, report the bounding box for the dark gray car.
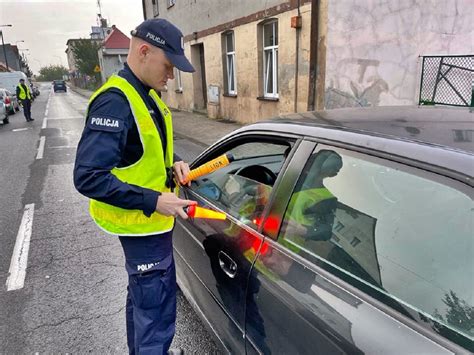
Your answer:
[174,106,473,354]
[53,80,67,93]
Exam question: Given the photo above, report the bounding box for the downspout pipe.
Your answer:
[294,0,301,113]
[307,0,320,111]
[142,0,147,20]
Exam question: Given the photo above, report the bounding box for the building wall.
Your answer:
[324,0,474,109]
[65,47,77,73]
[143,0,159,19]
[163,3,312,123]
[98,49,128,82]
[145,0,287,36]
[2,45,21,72]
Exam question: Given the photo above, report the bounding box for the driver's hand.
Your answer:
[173,161,191,186]
[155,192,196,219]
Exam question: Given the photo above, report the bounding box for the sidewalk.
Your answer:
[70,85,242,147]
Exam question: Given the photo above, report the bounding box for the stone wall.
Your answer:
[325,0,473,109]
[163,3,313,123]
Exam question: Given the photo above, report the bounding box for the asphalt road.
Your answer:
[0,84,219,353]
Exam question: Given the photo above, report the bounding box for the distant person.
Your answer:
[16,79,33,122]
[74,19,196,355]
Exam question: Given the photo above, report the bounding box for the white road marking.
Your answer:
[44,108,48,116]
[42,116,47,129]
[36,136,46,159]
[6,203,35,291]
[12,128,29,132]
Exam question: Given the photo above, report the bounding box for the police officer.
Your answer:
[16,78,33,122]
[74,19,196,355]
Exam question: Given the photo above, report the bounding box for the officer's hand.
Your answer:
[155,192,196,219]
[173,161,191,186]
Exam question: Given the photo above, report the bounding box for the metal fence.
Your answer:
[419,55,473,107]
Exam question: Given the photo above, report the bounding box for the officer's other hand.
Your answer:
[155,192,196,219]
[173,161,191,186]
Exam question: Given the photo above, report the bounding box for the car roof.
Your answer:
[236,106,474,181]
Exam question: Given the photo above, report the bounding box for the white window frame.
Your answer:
[225,32,237,95]
[263,21,278,98]
[152,0,159,17]
[175,68,182,92]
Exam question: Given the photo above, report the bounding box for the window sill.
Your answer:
[223,93,237,98]
[175,89,183,94]
[257,96,279,102]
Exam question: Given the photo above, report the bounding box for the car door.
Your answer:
[173,132,296,353]
[245,141,472,354]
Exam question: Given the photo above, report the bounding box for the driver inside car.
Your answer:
[280,150,343,252]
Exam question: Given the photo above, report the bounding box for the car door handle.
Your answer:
[218,251,237,279]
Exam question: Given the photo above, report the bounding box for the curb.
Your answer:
[68,85,93,99]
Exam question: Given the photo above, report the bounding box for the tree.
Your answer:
[19,55,33,77]
[434,291,474,337]
[71,39,101,76]
[36,65,69,81]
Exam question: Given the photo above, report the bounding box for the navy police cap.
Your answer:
[131,19,195,73]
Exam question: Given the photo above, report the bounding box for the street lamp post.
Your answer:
[0,24,13,71]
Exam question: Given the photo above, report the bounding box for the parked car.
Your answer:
[0,97,8,124]
[0,71,30,94]
[53,80,67,93]
[0,88,20,114]
[174,106,473,354]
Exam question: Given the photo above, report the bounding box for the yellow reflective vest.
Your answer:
[17,84,32,100]
[88,75,175,236]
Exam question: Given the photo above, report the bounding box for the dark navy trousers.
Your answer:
[21,99,32,121]
[119,232,176,355]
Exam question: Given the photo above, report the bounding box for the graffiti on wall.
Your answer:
[325,58,389,109]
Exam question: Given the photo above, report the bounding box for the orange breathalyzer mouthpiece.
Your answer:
[185,205,227,220]
[184,153,234,183]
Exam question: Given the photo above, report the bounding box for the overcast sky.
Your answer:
[0,0,143,74]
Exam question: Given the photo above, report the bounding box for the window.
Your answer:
[453,129,473,142]
[175,68,182,92]
[192,140,291,228]
[262,21,278,98]
[223,31,237,95]
[278,145,473,339]
[152,0,159,17]
[167,0,176,8]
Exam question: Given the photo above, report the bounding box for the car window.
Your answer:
[191,140,291,228]
[278,144,473,339]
